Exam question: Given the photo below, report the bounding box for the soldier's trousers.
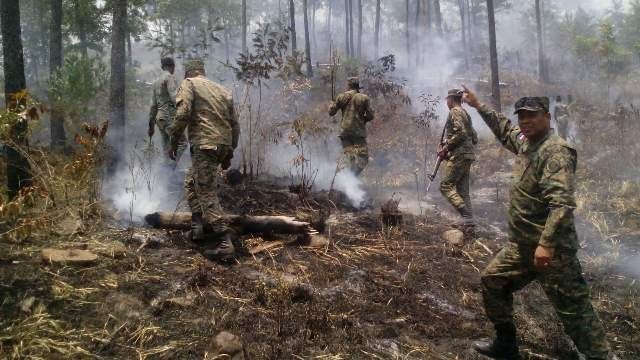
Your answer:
[185,146,232,236]
[340,136,369,176]
[439,158,473,212]
[481,242,611,360]
[556,117,569,140]
[158,122,187,167]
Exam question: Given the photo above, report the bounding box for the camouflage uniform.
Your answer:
[440,104,477,216]
[554,102,570,139]
[476,98,611,360]
[168,61,240,236]
[329,80,375,176]
[148,70,186,164]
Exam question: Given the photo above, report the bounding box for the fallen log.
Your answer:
[144,212,311,235]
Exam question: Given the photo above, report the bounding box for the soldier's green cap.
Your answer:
[446,88,464,98]
[184,58,205,72]
[513,96,550,114]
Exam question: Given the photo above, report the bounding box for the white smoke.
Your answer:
[103,140,189,223]
[261,135,367,208]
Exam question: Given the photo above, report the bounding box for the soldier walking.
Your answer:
[168,59,240,261]
[439,89,478,230]
[148,57,186,166]
[554,95,570,139]
[328,77,375,176]
[462,86,615,360]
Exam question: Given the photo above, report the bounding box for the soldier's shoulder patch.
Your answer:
[545,151,574,174]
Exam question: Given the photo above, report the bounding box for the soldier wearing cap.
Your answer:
[439,88,478,230]
[461,86,615,360]
[554,95,570,139]
[148,57,187,166]
[168,58,240,261]
[328,77,375,176]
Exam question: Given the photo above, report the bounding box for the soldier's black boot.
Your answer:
[456,206,476,238]
[472,323,521,360]
[190,212,205,242]
[203,232,237,263]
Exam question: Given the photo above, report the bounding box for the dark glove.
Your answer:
[437,146,449,160]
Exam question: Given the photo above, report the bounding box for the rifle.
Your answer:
[426,121,448,192]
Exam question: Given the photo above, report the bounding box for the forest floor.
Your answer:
[1,163,639,359]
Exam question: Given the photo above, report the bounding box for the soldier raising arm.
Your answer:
[461,85,616,360]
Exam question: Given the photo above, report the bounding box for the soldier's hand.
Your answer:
[461,85,481,108]
[534,245,555,270]
[437,147,449,159]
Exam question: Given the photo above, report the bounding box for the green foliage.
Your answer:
[232,21,297,85]
[63,0,108,55]
[48,54,108,126]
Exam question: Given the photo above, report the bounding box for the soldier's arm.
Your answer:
[443,109,468,151]
[148,88,158,129]
[538,146,578,248]
[329,94,344,116]
[476,103,522,154]
[363,96,375,123]
[168,79,194,149]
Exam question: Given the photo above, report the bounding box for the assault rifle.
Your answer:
[426,121,448,192]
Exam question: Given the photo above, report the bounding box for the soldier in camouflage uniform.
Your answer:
[328,77,375,176]
[439,89,478,227]
[148,57,186,166]
[462,86,614,360]
[168,59,240,261]
[554,95,570,140]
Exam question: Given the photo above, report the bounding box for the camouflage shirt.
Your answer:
[477,104,579,249]
[329,90,375,139]
[169,75,239,150]
[148,71,178,128]
[445,106,477,161]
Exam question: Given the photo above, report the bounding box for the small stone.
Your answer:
[206,331,245,360]
[19,296,36,313]
[442,229,465,247]
[41,248,98,266]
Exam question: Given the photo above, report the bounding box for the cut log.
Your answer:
[144,212,311,235]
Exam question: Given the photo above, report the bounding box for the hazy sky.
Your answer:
[559,0,629,12]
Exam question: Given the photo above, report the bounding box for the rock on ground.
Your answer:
[442,229,465,247]
[41,248,98,265]
[206,331,245,360]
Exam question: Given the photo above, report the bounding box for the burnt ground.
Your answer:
[0,175,639,359]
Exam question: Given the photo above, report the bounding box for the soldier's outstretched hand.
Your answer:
[461,85,480,108]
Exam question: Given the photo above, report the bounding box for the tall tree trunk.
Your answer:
[290,0,297,55]
[242,0,248,54]
[328,0,333,48]
[74,0,88,57]
[348,0,354,57]
[466,0,472,48]
[405,0,410,68]
[357,0,362,58]
[344,0,350,55]
[415,0,421,66]
[109,0,127,168]
[1,0,31,197]
[487,0,501,110]
[50,0,65,150]
[535,0,547,82]
[374,0,381,58]
[303,0,313,77]
[127,32,133,67]
[458,0,469,70]
[426,0,432,33]
[433,0,442,35]
[312,0,317,54]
